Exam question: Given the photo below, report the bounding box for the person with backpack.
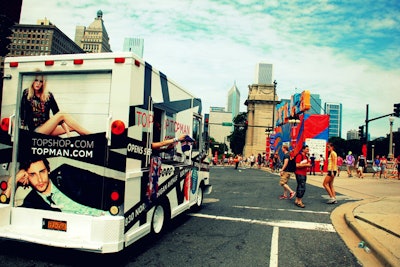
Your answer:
[278,145,296,200]
[294,145,311,208]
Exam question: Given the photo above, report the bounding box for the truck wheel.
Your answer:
[191,186,204,211]
[151,203,168,235]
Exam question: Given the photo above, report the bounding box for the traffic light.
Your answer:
[394,103,400,117]
[204,116,209,132]
[358,126,364,140]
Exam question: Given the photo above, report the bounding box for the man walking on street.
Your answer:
[278,145,296,200]
[294,145,311,208]
[309,154,316,175]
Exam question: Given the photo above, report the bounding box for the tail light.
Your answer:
[0,181,7,191]
[0,194,7,203]
[44,60,54,66]
[73,59,84,65]
[1,118,9,132]
[110,190,120,201]
[111,120,125,135]
[114,57,125,64]
[109,190,121,215]
[0,181,7,204]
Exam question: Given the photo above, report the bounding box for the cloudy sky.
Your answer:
[20,0,400,138]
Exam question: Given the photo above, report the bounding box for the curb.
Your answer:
[344,198,400,267]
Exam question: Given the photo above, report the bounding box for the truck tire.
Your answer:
[151,202,169,235]
[191,185,204,211]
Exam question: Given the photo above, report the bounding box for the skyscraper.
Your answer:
[325,102,342,138]
[123,37,144,58]
[306,94,322,115]
[227,82,240,118]
[255,63,273,84]
[74,10,112,53]
[7,19,84,57]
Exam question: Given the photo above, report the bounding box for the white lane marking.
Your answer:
[189,213,336,232]
[270,226,279,267]
[233,205,330,215]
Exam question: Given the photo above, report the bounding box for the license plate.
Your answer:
[42,218,67,232]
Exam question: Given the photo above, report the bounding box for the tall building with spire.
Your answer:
[227,82,241,118]
[74,10,112,53]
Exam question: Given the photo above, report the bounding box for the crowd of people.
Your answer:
[212,149,400,180]
[211,144,400,209]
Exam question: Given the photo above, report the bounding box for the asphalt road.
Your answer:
[0,166,363,266]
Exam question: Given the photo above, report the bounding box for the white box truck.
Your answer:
[0,52,211,253]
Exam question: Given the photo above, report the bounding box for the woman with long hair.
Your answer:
[20,74,90,137]
[323,143,338,204]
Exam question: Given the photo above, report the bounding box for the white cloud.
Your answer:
[19,0,400,138]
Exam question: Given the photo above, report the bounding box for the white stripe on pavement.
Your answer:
[270,226,279,267]
[189,213,336,232]
[233,205,330,214]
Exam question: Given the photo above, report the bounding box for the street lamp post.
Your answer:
[388,116,394,159]
[265,126,274,169]
[393,143,396,158]
[272,80,277,129]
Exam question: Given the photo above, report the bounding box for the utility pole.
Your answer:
[365,103,398,159]
[272,80,277,128]
[365,104,369,143]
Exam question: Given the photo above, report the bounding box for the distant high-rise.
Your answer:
[306,94,322,115]
[7,18,84,57]
[227,82,240,118]
[75,10,112,53]
[325,102,342,138]
[255,63,273,84]
[346,129,358,140]
[210,107,225,112]
[123,37,144,58]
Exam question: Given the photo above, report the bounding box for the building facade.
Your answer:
[306,94,322,115]
[123,37,144,58]
[227,82,240,119]
[346,129,359,140]
[325,102,342,138]
[74,10,112,53]
[7,18,84,57]
[254,63,273,84]
[243,83,278,156]
[207,109,233,152]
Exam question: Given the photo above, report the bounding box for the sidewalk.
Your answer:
[304,171,400,267]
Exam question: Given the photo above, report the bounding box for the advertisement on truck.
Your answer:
[0,52,211,253]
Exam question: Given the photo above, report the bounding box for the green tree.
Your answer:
[227,112,247,155]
